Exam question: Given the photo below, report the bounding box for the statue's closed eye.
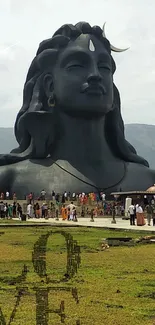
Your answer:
[66,61,84,70]
[98,65,111,71]
[66,65,84,70]
[98,62,111,71]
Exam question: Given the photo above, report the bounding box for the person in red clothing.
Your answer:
[13,192,17,201]
[83,195,88,205]
[0,192,4,200]
[28,192,34,204]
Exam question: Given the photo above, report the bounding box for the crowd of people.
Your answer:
[0,190,109,220]
[0,190,105,203]
[0,201,22,219]
[0,200,100,220]
[1,189,155,226]
[128,202,155,227]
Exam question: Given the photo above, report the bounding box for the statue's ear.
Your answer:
[43,74,54,98]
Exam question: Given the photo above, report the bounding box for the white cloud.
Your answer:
[0,0,155,126]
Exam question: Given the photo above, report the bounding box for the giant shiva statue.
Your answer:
[0,22,154,196]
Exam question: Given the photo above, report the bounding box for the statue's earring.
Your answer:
[48,93,55,107]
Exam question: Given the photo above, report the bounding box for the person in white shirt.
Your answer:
[6,191,9,199]
[67,202,76,213]
[137,205,143,213]
[136,204,145,226]
[101,193,106,201]
[27,203,33,218]
[72,192,76,200]
[136,204,139,213]
[41,189,46,200]
[64,191,68,200]
[128,204,135,225]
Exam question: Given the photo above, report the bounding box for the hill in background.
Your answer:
[0,124,155,168]
[125,124,155,169]
[0,128,17,153]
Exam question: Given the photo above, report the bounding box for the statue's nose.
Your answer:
[87,74,102,83]
[87,65,102,83]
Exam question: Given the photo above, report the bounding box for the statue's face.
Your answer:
[53,34,113,116]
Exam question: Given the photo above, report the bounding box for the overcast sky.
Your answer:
[0,0,155,127]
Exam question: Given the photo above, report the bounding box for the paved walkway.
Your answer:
[1,217,155,232]
[9,217,155,232]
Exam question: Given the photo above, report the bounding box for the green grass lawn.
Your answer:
[0,226,155,325]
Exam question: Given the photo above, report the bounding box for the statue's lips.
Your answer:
[81,83,106,96]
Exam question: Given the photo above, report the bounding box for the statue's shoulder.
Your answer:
[0,159,31,182]
[120,162,155,191]
[0,159,37,193]
[0,164,14,187]
[149,167,155,180]
[0,164,11,174]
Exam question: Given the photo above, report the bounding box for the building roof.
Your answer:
[147,185,155,192]
[111,191,155,196]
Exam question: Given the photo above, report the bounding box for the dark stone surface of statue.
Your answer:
[0,22,155,197]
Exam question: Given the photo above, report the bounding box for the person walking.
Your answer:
[40,189,46,200]
[73,207,78,222]
[17,203,23,219]
[27,203,33,219]
[12,202,16,217]
[152,205,155,226]
[0,201,5,219]
[61,204,67,220]
[136,204,145,226]
[145,203,153,226]
[6,191,10,200]
[8,204,13,219]
[128,204,135,225]
[35,203,40,218]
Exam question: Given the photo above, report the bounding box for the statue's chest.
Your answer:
[12,159,125,195]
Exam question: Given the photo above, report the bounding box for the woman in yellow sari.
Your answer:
[61,204,67,220]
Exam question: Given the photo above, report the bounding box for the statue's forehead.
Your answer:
[56,34,111,66]
[67,34,106,53]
